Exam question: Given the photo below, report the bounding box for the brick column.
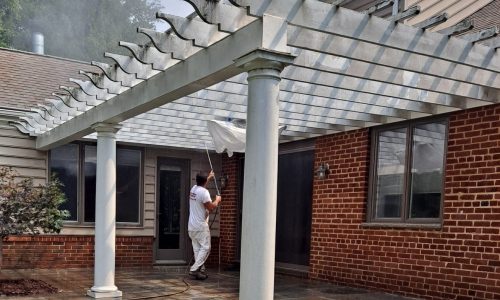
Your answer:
[220,154,241,266]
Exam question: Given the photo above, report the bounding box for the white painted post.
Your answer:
[235,50,295,300]
[87,123,123,299]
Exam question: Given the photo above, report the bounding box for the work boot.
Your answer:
[189,270,208,280]
[199,265,207,275]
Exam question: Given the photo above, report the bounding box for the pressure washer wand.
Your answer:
[204,142,220,195]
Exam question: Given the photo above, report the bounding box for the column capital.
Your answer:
[91,123,122,135]
[234,49,296,73]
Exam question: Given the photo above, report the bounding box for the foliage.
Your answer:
[0,167,69,238]
[4,0,161,62]
[0,0,21,48]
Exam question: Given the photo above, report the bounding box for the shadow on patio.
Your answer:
[0,267,419,299]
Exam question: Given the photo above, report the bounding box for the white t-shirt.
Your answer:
[188,185,211,231]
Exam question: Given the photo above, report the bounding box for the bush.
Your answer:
[0,167,69,238]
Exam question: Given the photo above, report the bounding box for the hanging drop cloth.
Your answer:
[206,120,286,157]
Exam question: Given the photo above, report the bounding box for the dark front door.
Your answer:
[156,158,190,262]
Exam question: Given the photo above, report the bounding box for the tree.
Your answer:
[0,0,21,48]
[0,167,69,264]
[7,0,161,62]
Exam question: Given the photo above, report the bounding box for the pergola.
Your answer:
[11,0,500,299]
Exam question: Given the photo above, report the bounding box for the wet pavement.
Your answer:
[0,267,418,299]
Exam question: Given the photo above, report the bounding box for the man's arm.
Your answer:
[204,195,221,212]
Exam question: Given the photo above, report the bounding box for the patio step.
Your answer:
[153,261,189,274]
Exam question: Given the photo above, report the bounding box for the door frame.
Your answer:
[154,157,191,263]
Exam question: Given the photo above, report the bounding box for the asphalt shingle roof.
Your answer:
[0,48,98,111]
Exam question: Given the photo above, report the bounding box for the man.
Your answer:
[188,170,221,280]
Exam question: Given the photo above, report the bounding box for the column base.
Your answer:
[87,289,122,299]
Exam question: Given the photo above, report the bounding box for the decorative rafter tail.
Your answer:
[119,41,178,71]
[184,0,256,33]
[51,92,87,113]
[461,26,499,43]
[69,78,112,101]
[438,19,473,36]
[138,28,201,60]
[104,51,157,80]
[92,60,141,87]
[414,12,448,30]
[156,12,228,47]
[389,5,419,22]
[10,121,38,136]
[363,0,394,15]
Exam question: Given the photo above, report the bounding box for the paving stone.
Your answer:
[0,268,419,299]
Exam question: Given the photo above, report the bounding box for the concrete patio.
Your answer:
[0,267,419,299]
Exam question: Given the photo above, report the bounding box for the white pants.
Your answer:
[189,229,211,272]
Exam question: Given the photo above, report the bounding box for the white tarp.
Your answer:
[207,120,246,157]
[207,120,286,157]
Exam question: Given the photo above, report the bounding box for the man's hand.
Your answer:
[215,195,221,206]
[207,170,215,181]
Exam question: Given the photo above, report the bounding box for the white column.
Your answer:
[235,50,295,300]
[87,123,122,299]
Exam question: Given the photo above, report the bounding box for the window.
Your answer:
[49,142,142,225]
[49,144,79,221]
[368,119,447,223]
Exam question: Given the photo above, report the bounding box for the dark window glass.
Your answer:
[276,150,313,266]
[50,144,78,221]
[375,128,407,219]
[370,120,446,223]
[116,149,141,223]
[84,146,141,223]
[158,167,181,249]
[409,122,446,219]
[84,145,97,222]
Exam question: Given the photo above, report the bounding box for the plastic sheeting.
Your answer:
[207,120,246,157]
[207,120,286,157]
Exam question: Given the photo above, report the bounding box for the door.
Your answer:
[236,149,314,269]
[275,150,314,268]
[155,158,190,262]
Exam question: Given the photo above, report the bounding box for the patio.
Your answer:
[0,267,417,299]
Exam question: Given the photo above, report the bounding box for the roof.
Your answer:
[460,0,500,36]
[405,0,494,32]
[0,48,97,111]
[4,0,500,152]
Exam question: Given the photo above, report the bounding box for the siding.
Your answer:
[0,124,47,185]
[144,147,222,238]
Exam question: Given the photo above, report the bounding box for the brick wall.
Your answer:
[219,154,241,267]
[2,235,153,269]
[205,237,220,267]
[309,104,500,300]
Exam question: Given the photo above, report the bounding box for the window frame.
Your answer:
[367,117,449,225]
[49,141,144,227]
